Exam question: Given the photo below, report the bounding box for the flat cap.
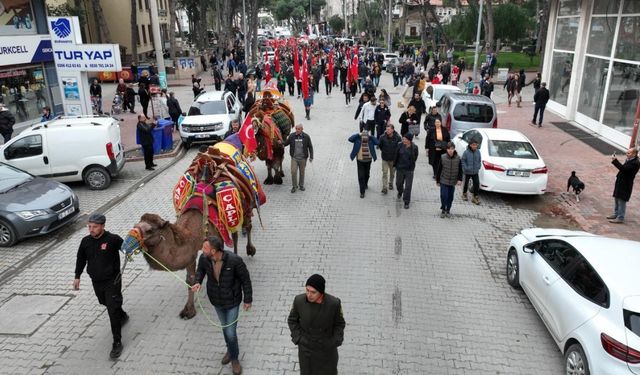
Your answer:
[88,213,106,224]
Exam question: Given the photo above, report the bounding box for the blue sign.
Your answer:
[50,18,72,41]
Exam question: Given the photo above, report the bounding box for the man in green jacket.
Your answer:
[288,274,346,375]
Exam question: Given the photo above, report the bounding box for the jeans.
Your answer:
[440,184,455,212]
[214,305,240,360]
[614,198,627,220]
[381,160,395,189]
[396,169,414,203]
[463,174,479,195]
[399,75,405,85]
[357,160,372,194]
[392,73,399,87]
[373,75,380,87]
[291,158,307,188]
[358,78,364,92]
[533,103,546,125]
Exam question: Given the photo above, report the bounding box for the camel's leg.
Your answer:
[232,231,239,254]
[180,262,197,319]
[263,165,274,184]
[246,221,256,256]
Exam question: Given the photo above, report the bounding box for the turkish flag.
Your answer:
[239,116,257,154]
[293,46,300,81]
[328,50,334,83]
[264,50,271,84]
[351,53,359,84]
[302,48,309,100]
[274,47,280,74]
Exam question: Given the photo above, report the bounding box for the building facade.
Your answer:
[543,0,639,148]
[0,0,61,127]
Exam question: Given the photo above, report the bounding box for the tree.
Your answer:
[90,0,112,43]
[328,15,345,35]
[443,6,478,43]
[168,0,177,59]
[493,3,533,43]
[355,1,383,42]
[270,0,326,32]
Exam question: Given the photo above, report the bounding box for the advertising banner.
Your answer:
[0,0,35,35]
[0,34,53,65]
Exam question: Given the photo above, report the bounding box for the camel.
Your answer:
[124,145,261,319]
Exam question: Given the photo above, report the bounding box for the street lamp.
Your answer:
[472,0,484,82]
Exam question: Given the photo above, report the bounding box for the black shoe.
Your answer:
[360,193,365,198]
[145,167,155,171]
[110,342,123,359]
[121,313,129,327]
[151,163,158,167]
[397,192,402,199]
[291,187,297,193]
[404,202,410,209]
[299,186,305,191]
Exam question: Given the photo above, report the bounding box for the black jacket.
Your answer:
[378,131,402,161]
[426,125,450,151]
[89,84,102,98]
[394,142,419,171]
[612,157,640,201]
[195,251,253,310]
[0,110,16,134]
[374,105,391,126]
[288,293,345,352]
[423,112,442,132]
[138,87,150,104]
[398,111,419,136]
[534,87,550,105]
[167,97,182,117]
[284,132,314,160]
[74,231,123,282]
[137,121,154,146]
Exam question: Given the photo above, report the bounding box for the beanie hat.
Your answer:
[305,274,325,294]
[404,133,414,141]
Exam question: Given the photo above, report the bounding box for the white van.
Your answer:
[0,116,125,190]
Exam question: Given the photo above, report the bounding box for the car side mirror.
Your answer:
[436,102,442,107]
[523,243,535,254]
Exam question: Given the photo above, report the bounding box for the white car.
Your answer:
[179,91,242,150]
[452,128,547,195]
[381,52,398,70]
[507,228,640,375]
[421,83,462,110]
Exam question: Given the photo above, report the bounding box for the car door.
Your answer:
[545,251,604,341]
[1,134,51,177]
[228,93,240,121]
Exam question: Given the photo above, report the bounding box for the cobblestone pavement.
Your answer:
[0,74,565,374]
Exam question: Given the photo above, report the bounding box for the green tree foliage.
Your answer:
[493,3,534,42]
[328,15,345,34]
[270,0,326,32]
[355,1,384,39]
[443,6,478,43]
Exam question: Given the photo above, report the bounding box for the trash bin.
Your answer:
[152,126,163,154]
[158,119,173,150]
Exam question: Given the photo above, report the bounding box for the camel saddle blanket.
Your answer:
[181,195,233,247]
[214,141,267,206]
[257,117,282,161]
[173,172,196,213]
[215,181,244,233]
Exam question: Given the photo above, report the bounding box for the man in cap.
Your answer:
[288,274,346,375]
[73,214,128,359]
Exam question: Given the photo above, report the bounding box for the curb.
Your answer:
[0,145,188,286]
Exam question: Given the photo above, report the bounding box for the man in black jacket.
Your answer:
[0,105,16,143]
[192,236,252,375]
[136,114,156,170]
[532,82,550,127]
[373,97,391,139]
[288,274,345,375]
[379,124,401,194]
[89,79,102,114]
[73,214,128,359]
[166,92,182,130]
[608,147,640,224]
[283,124,314,193]
[394,133,419,209]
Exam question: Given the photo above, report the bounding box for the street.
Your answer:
[0,73,570,374]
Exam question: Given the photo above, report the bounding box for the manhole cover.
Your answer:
[0,294,71,335]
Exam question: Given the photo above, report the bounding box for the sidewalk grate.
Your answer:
[551,122,621,155]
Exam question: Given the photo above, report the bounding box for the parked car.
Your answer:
[506,228,640,375]
[437,92,497,136]
[385,57,409,73]
[179,91,242,150]
[421,83,462,111]
[381,52,399,70]
[0,162,79,247]
[452,128,547,195]
[0,115,125,190]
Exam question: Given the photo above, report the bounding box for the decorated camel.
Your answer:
[121,139,266,319]
[245,89,294,184]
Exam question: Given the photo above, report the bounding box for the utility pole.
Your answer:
[243,0,248,64]
[387,0,392,52]
[472,0,484,82]
[149,0,167,89]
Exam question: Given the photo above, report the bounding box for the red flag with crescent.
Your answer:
[264,53,271,84]
[302,48,309,100]
[328,50,334,83]
[239,115,257,154]
[351,53,359,84]
[293,46,300,81]
[274,46,280,73]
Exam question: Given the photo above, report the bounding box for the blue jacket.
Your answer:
[348,133,379,161]
[461,146,482,175]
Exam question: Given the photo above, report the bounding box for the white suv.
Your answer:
[180,91,242,149]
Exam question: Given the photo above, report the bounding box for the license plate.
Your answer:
[58,206,75,220]
[507,170,530,177]
[195,134,209,139]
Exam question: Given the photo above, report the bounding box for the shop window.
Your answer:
[549,52,573,106]
[558,0,581,16]
[554,18,580,51]
[615,17,640,61]
[577,56,608,121]
[587,16,617,57]
[0,0,36,35]
[0,67,49,124]
[602,61,640,135]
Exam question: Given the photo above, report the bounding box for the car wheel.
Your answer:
[506,248,520,288]
[565,343,590,375]
[83,166,111,190]
[0,219,18,247]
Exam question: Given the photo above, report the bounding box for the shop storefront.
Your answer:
[544,0,640,148]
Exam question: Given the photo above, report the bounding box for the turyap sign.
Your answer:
[47,17,122,116]
[0,35,53,65]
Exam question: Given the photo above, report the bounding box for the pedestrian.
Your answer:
[482,76,494,98]
[213,66,223,91]
[286,66,296,96]
[136,114,156,170]
[532,82,550,127]
[461,138,482,205]
[40,106,53,122]
[284,124,314,193]
[278,71,287,96]
[323,66,332,96]
[379,89,391,106]
[408,92,426,126]
[607,147,640,224]
[191,236,252,375]
[343,74,352,106]
[167,92,183,130]
[0,104,15,143]
[514,73,523,107]
[200,54,207,72]
[426,118,450,178]
[436,142,463,218]
[288,274,345,375]
[224,119,241,139]
[394,132,419,209]
[525,72,542,95]
[303,78,314,120]
[358,95,377,134]
[349,130,379,198]
[373,97,391,139]
[423,106,442,136]
[465,76,474,94]
[379,124,401,194]
[398,105,419,137]
[354,92,370,131]
[124,84,136,113]
[138,83,150,119]
[73,214,128,359]
[90,79,103,114]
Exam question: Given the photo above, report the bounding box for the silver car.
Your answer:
[0,162,79,247]
[438,93,497,136]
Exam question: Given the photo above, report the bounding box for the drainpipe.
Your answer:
[631,98,640,149]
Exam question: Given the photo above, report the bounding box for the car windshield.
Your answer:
[488,140,539,159]
[0,163,33,193]
[188,100,227,116]
[625,309,640,338]
[453,103,494,122]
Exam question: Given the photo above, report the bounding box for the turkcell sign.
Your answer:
[52,44,122,72]
[0,35,53,65]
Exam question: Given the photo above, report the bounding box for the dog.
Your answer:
[567,171,585,202]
